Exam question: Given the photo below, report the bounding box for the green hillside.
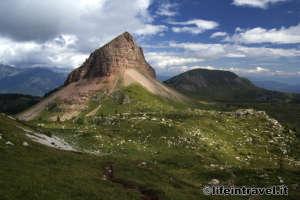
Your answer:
[164,68,296,103]
[0,94,40,114]
[1,84,297,199]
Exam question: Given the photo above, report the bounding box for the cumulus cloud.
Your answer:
[224,66,300,76]
[135,25,168,36]
[145,52,203,68]
[227,66,270,74]
[0,34,88,68]
[0,0,298,77]
[156,65,216,75]
[163,65,269,76]
[156,1,178,17]
[0,0,164,42]
[169,41,300,58]
[0,0,167,68]
[210,32,228,38]
[226,24,300,44]
[169,19,219,34]
[232,0,288,9]
[172,65,299,77]
[144,39,300,75]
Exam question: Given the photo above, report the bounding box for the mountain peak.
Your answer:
[65,32,155,84]
[18,32,188,121]
[165,68,254,89]
[116,31,134,41]
[104,31,136,49]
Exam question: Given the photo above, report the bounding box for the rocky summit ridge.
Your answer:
[65,32,156,85]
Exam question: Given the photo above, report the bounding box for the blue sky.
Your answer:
[0,0,299,83]
[143,0,300,81]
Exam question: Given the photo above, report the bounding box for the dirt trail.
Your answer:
[103,165,160,200]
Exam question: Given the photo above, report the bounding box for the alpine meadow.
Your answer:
[0,0,300,200]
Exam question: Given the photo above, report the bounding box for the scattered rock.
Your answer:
[235,109,255,118]
[138,161,147,167]
[208,179,220,185]
[22,141,29,146]
[102,175,108,181]
[26,132,75,151]
[122,95,131,104]
[278,176,284,183]
[103,165,114,180]
[6,141,14,146]
[7,115,16,120]
[210,164,217,168]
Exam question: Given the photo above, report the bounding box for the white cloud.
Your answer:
[232,0,288,9]
[226,24,300,44]
[0,0,166,44]
[226,66,300,77]
[144,40,300,76]
[172,27,204,34]
[79,0,106,9]
[145,41,300,76]
[161,65,216,74]
[145,47,300,75]
[172,65,299,77]
[135,25,168,36]
[164,65,277,76]
[170,42,226,58]
[210,32,228,38]
[169,42,300,58]
[228,66,270,73]
[0,35,88,68]
[156,1,178,17]
[0,0,168,68]
[145,52,203,68]
[169,19,219,34]
[0,38,41,66]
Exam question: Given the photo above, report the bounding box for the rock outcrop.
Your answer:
[18,32,187,121]
[65,32,155,85]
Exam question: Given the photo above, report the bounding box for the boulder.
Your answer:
[208,179,220,185]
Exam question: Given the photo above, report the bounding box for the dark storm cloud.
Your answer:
[0,0,65,42]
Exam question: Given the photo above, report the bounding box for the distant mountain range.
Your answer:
[251,79,300,94]
[1,61,299,98]
[0,64,67,96]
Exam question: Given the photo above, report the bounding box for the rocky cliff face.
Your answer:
[65,32,155,85]
[18,32,188,122]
